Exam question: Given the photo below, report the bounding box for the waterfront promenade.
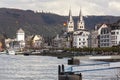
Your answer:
[74,55,120,60]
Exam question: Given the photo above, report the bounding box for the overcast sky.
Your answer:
[0,0,120,16]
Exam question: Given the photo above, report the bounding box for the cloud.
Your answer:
[109,1,120,10]
[0,0,120,16]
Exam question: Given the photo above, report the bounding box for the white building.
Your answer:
[31,35,44,48]
[73,30,90,48]
[72,9,90,48]
[94,24,112,47]
[16,28,25,49]
[17,28,25,42]
[99,24,111,47]
[111,23,120,46]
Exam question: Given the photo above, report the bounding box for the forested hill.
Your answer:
[0,8,120,38]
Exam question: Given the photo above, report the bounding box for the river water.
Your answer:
[0,55,119,80]
[0,55,68,80]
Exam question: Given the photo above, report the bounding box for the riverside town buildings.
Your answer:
[52,8,90,48]
[90,21,120,48]
[4,28,44,51]
[93,24,112,47]
[52,8,120,49]
[67,8,90,48]
[1,9,120,50]
[111,21,120,46]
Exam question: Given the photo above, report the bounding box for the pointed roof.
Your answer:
[54,34,60,40]
[79,8,83,21]
[68,9,73,22]
[17,28,24,33]
[32,35,42,41]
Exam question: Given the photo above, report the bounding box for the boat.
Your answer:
[0,50,6,54]
[57,56,63,59]
[23,52,30,56]
[6,49,15,55]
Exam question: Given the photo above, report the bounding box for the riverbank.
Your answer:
[15,51,120,62]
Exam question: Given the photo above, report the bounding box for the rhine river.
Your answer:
[0,54,119,80]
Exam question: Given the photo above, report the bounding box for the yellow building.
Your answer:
[31,35,44,49]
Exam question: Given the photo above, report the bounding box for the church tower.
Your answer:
[16,28,25,42]
[67,9,74,32]
[77,8,85,30]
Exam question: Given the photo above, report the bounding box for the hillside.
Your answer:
[0,8,120,38]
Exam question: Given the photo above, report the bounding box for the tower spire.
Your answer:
[66,7,74,32]
[79,7,83,21]
[77,7,85,30]
[69,8,73,22]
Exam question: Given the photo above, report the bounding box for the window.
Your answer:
[101,44,103,46]
[104,40,106,42]
[111,32,115,35]
[104,36,106,38]
[69,26,73,28]
[79,38,81,41]
[117,32,119,34]
[104,43,106,46]
[101,30,103,34]
[104,35,106,38]
[101,40,103,42]
[83,42,85,45]
[79,42,81,45]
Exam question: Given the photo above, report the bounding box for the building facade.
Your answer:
[16,28,25,49]
[92,24,112,47]
[99,24,111,47]
[72,9,90,48]
[52,34,72,48]
[92,21,120,47]
[73,30,90,48]
[111,22,120,46]
[17,28,25,42]
[31,35,44,48]
[89,30,98,48]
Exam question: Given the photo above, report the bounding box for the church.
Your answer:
[66,8,90,48]
[52,8,90,48]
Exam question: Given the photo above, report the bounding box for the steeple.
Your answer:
[77,8,85,30]
[79,8,83,21]
[67,8,74,32]
[68,9,73,22]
